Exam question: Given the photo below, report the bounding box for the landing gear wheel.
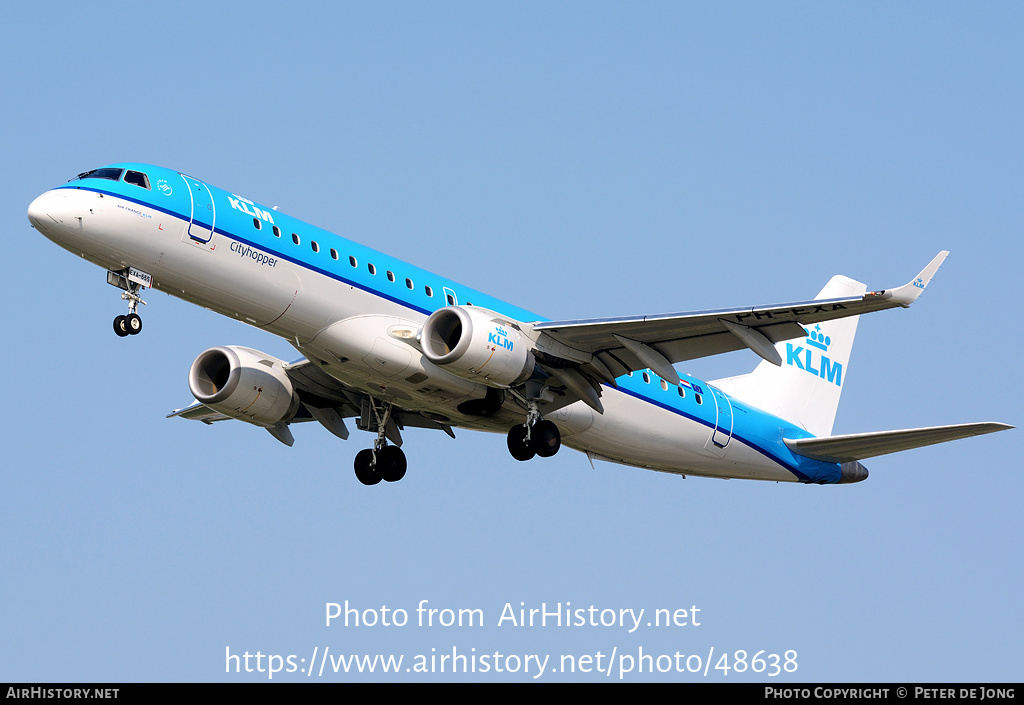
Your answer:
[378,445,407,482]
[113,315,129,337]
[124,312,142,335]
[354,448,382,486]
[507,424,535,462]
[531,420,561,458]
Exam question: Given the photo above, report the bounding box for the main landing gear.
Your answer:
[506,398,561,462]
[353,399,408,485]
[353,444,407,485]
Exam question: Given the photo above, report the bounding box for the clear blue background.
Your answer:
[1,2,1020,682]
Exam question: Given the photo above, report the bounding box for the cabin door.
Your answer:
[706,385,734,453]
[180,174,216,243]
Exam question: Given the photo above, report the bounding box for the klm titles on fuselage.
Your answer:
[228,193,275,225]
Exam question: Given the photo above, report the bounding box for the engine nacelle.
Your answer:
[188,346,299,427]
[421,306,535,387]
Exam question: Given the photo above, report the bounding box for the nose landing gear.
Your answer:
[107,268,148,337]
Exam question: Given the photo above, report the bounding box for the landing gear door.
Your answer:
[180,174,216,243]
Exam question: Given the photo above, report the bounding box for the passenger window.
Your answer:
[387,271,395,283]
[678,386,686,398]
[406,278,414,289]
[695,393,703,405]
[661,379,668,391]
[368,263,376,275]
[425,286,433,297]
[330,248,339,260]
[123,171,150,189]
[642,372,650,384]
[311,241,319,253]
[272,226,281,237]
[292,233,300,245]
[349,256,357,268]
[253,218,261,230]
[446,294,455,305]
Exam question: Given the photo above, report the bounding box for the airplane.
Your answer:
[27,163,1012,486]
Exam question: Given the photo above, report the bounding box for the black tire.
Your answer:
[113,315,129,337]
[378,445,407,482]
[354,448,382,486]
[531,420,561,458]
[124,313,142,335]
[507,424,535,462]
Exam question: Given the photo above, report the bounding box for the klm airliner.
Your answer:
[27,163,1011,486]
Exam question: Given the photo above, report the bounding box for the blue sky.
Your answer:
[1,2,1021,682]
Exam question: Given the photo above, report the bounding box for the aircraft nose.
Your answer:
[27,189,64,235]
[27,191,51,227]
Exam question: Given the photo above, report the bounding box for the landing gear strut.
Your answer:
[353,399,408,485]
[506,397,561,462]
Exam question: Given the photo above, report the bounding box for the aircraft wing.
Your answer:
[784,422,1013,463]
[532,251,948,384]
[169,358,456,446]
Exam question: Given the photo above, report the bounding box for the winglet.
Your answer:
[876,250,949,307]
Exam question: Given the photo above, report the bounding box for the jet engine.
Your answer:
[420,306,536,387]
[188,345,299,426]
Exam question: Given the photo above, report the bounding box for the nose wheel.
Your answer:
[113,312,142,337]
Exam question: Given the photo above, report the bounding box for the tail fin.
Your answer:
[712,275,867,437]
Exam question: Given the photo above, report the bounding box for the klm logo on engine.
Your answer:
[786,325,843,386]
[228,193,275,225]
[488,325,514,351]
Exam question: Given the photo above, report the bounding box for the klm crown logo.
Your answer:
[786,325,843,386]
[806,325,830,351]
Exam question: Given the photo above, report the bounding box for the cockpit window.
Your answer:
[73,168,124,182]
[123,170,151,189]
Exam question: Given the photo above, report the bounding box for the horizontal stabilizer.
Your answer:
[785,422,1013,463]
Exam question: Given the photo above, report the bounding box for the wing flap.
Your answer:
[784,422,1013,463]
